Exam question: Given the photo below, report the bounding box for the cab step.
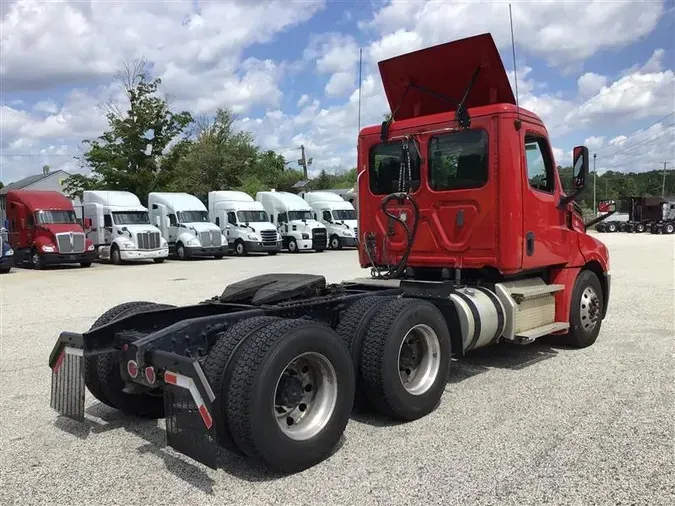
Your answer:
[510,284,564,303]
[514,321,570,344]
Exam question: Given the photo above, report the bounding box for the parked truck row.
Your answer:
[1,187,360,272]
[595,196,675,234]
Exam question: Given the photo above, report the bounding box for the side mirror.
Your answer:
[83,218,92,229]
[572,145,589,190]
[597,199,616,213]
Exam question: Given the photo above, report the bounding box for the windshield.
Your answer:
[237,210,269,223]
[289,210,313,221]
[333,209,356,221]
[177,210,209,223]
[369,140,421,195]
[35,210,77,224]
[112,211,150,225]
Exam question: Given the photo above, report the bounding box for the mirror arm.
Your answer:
[584,210,616,229]
[558,189,582,209]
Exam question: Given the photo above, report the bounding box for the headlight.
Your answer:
[301,233,309,240]
[277,232,282,240]
[121,241,136,249]
[5,248,13,256]
[247,233,260,241]
[87,244,95,251]
[221,234,228,244]
[186,238,200,247]
[41,245,55,253]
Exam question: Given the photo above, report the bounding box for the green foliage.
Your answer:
[62,61,193,204]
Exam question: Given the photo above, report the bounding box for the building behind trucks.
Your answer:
[83,190,169,264]
[5,190,96,269]
[596,196,675,234]
[148,192,228,260]
[48,33,612,476]
[0,226,15,273]
[302,191,358,249]
[208,190,282,256]
[256,190,327,252]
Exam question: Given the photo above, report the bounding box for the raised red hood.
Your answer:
[41,223,85,235]
[377,33,515,121]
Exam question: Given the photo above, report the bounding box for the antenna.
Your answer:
[357,47,363,133]
[509,3,521,128]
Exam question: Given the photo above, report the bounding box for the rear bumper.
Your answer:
[42,250,97,265]
[185,245,229,258]
[120,247,169,261]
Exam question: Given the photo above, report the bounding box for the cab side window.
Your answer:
[104,214,112,228]
[525,135,555,193]
[278,212,288,224]
[322,210,332,221]
[227,212,237,225]
[168,213,177,226]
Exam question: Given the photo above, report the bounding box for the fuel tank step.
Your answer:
[514,321,570,343]
[509,284,565,303]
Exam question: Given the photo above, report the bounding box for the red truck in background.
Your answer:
[6,190,97,269]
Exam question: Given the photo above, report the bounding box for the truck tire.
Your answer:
[330,235,342,250]
[80,261,92,268]
[177,243,187,260]
[110,245,121,265]
[226,319,355,473]
[563,270,604,348]
[267,251,278,256]
[607,222,617,233]
[202,316,282,453]
[86,301,176,417]
[234,240,247,256]
[359,297,451,421]
[636,223,646,233]
[664,223,675,234]
[31,248,44,270]
[153,258,165,263]
[287,238,298,253]
[335,295,395,411]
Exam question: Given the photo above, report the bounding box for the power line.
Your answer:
[598,123,675,159]
[594,111,675,155]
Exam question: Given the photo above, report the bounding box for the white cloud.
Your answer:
[578,73,609,99]
[325,72,355,98]
[297,94,310,107]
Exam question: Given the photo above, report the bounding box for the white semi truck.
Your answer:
[256,190,327,253]
[207,191,282,256]
[302,191,358,249]
[82,191,169,265]
[148,192,228,260]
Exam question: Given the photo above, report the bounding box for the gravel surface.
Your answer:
[1,234,673,506]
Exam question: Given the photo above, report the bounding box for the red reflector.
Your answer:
[122,344,129,351]
[164,371,178,385]
[53,350,66,373]
[127,360,138,378]
[144,366,156,384]
[198,404,213,429]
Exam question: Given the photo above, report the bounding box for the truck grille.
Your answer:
[260,230,278,245]
[56,233,86,254]
[199,231,221,247]
[312,228,327,249]
[137,231,161,250]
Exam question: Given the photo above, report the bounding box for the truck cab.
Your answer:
[256,190,327,253]
[83,190,169,265]
[301,191,359,249]
[357,33,610,343]
[208,190,282,256]
[5,190,96,269]
[0,226,14,273]
[148,192,228,260]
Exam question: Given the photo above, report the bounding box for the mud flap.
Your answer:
[163,370,218,469]
[50,347,85,422]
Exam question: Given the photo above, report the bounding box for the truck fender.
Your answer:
[551,261,609,324]
[32,235,56,252]
[176,231,198,247]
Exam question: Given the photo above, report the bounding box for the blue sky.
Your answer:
[1,0,674,185]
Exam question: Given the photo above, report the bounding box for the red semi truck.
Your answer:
[6,190,97,269]
[49,33,611,474]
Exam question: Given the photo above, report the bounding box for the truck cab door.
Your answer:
[521,131,574,269]
[167,213,178,241]
[103,214,113,243]
[226,211,237,239]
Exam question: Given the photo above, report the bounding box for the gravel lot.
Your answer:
[1,233,673,506]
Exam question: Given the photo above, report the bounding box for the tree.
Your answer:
[62,59,193,203]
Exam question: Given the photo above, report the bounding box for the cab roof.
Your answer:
[5,190,75,211]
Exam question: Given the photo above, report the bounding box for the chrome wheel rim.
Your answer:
[273,352,338,441]
[331,237,339,249]
[236,243,244,255]
[289,241,296,252]
[398,324,441,396]
[33,253,40,266]
[178,247,185,259]
[580,286,601,332]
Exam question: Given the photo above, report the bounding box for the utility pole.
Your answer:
[297,145,312,179]
[662,161,669,197]
[593,153,597,215]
